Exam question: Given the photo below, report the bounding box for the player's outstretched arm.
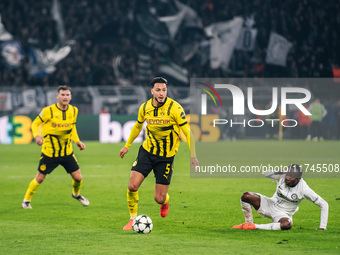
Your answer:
[316,198,329,230]
[120,147,129,159]
[76,141,86,150]
[263,169,285,181]
[304,187,329,230]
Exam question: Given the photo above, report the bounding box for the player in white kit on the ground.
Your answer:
[233,164,328,230]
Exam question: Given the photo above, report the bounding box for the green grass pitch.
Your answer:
[0,141,339,254]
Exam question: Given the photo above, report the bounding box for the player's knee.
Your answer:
[36,178,44,184]
[241,192,252,202]
[73,176,82,182]
[35,174,46,183]
[128,183,139,192]
[280,221,292,230]
[154,194,166,204]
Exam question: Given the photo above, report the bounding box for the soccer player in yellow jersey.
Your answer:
[22,85,89,209]
[120,77,199,230]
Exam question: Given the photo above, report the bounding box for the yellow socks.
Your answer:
[72,180,82,196]
[163,193,170,204]
[24,178,41,201]
[127,189,139,219]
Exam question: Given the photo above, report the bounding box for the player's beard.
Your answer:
[155,96,166,105]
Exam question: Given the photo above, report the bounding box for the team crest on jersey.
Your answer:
[160,109,166,116]
[132,160,138,167]
[40,164,46,171]
[291,194,298,200]
[180,112,186,119]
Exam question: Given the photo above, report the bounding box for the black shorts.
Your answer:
[131,146,174,185]
[38,153,80,174]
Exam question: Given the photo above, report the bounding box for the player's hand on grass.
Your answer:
[190,157,199,169]
[120,147,129,158]
[35,135,43,146]
[76,141,86,150]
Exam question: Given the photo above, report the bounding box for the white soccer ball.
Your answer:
[132,215,153,234]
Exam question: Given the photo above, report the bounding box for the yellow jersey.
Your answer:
[31,103,80,158]
[126,97,194,158]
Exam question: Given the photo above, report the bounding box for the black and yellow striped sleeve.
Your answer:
[71,106,80,143]
[137,102,147,124]
[31,107,49,138]
[173,102,196,157]
[173,102,187,127]
[124,102,146,148]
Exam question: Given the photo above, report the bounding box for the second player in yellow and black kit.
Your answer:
[120,77,199,230]
[22,85,89,209]
[32,102,81,170]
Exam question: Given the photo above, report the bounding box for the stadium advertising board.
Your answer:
[0,114,221,145]
[0,115,133,144]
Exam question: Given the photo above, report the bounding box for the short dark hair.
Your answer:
[151,77,167,87]
[287,164,302,178]
[58,85,71,92]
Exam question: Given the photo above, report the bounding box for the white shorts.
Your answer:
[256,194,293,224]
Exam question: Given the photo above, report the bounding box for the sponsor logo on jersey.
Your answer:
[277,189,299,203]
[147,119,170,125]
[51,122,73,128]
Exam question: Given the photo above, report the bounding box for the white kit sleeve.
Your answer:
[263,170,284,181]
[303,183,329,229]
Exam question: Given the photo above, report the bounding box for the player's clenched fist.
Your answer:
[35,135,43,146]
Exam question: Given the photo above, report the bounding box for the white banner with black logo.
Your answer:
[266,32,292,67]
[205,17,243,71]
[235,27,257,51]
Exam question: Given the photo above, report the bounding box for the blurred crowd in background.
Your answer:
[0,0,340,87]
[0,0,340,140]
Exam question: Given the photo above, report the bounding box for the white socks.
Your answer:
[255,223,281,230]
[241,200,282,230]
[241,201,253,223]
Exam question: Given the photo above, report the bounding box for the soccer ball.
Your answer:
[132,215,153,234]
